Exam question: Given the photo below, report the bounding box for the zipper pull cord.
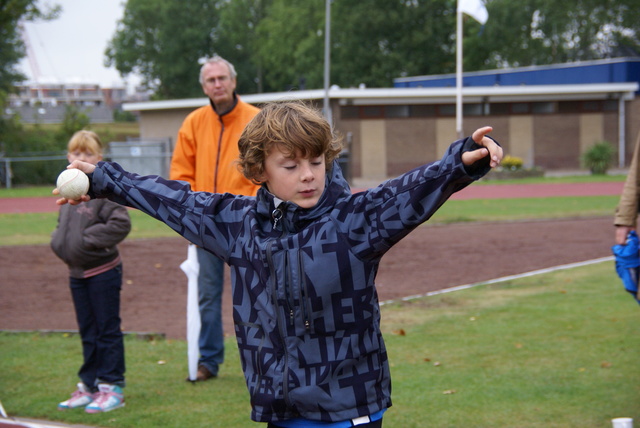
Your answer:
[272,207,283,230]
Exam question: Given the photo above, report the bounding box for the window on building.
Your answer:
[464,103,483,116]
[511,103,530,114]
[339,97,616,120]
[362,106,384,118]
[582,101,600,112]
[531,102,556,114]
[410,105,436,117]
[489,103,510,115]
[385,105,410,118]
[341,105,359,119]
[603,100,618,111]
[437,104,456,116]
[558,100,618,113]
[558,101,580,113]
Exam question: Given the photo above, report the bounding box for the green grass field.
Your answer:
[1,175,637,427]
[1,262,638,427]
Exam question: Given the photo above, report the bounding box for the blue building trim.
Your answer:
[394,57,640,93]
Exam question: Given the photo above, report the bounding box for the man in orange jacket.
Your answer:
[170,55,260,381]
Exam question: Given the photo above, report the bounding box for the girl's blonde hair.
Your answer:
[238,102,343,184]
[67,130,103,155]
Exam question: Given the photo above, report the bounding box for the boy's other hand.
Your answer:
[461,126,503,168]
[53,160,96,205]
[67,160,96,175]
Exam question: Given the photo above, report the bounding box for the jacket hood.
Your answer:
[256,160,351,231]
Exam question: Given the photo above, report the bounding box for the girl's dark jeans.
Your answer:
[70,264,125,388]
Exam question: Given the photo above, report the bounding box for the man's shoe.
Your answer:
[58,382,95,410]
[197,364,216,381]
[186,364,217,382]
[85,383,125,413]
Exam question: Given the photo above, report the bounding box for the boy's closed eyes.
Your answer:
[261,147,327,209]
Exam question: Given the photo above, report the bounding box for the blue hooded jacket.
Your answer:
[90,136,492,423]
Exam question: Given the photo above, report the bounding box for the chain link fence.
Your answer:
[1,138,173,188]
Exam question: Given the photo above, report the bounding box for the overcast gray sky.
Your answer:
[19,0,141,91]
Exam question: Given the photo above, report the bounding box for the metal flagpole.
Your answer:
[456,4,464,140]
[323,0,332,127]
[456,0,488,139]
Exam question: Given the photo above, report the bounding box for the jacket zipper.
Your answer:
[267,241,293,407]
[213,120,224,192]
[285,252,295,326]
[298,251,311,331]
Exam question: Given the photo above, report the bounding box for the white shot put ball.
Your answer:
[56,169,90,199]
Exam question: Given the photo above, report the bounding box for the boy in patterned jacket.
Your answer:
[55,102,502,427]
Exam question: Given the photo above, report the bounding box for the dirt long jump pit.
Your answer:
[0,216,613,340]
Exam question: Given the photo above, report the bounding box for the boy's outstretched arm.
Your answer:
[461,126,503,168]
[53,160,96,205]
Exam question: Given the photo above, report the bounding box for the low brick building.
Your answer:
[123,58,640,183]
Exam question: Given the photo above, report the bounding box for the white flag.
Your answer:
[458,0,488,25]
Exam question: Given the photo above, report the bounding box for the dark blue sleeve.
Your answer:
[338,138,492,260]
[89,161,250,259]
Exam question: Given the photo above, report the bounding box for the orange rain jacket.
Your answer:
[170,96,260,196]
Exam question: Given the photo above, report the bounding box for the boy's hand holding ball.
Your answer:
[56,168,89,199]
[53,161,97,204]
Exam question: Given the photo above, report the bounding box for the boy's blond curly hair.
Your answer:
[238,101,343,184]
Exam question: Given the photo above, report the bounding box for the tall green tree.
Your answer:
[105,0,221,99]
[0,0,59,166]
[253,0,325,92]
[465,0,640,70]
[251,0,460,90]
[331,0,457,87]
[214,0,272,94]
[103,0,640,97]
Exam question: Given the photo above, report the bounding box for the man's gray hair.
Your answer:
[199,55,237,85]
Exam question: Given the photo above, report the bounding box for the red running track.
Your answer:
[450,181,623,200]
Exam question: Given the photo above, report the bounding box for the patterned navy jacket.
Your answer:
[90,136,493,423]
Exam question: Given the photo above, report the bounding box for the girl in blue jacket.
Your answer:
[56,101,502,427]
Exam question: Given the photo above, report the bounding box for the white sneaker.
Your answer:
[58,382,95,410]
[85,383,125,413]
